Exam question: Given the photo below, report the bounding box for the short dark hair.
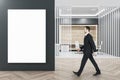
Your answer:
[85,26,90,31]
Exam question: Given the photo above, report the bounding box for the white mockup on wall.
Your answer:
[8,9,46,63]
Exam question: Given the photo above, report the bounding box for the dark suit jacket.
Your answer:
[80,33,97,54]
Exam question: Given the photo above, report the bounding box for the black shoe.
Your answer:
[73,71,80,77]
[93,71,101,76]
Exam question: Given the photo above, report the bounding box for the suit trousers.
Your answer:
[78,53,100,75]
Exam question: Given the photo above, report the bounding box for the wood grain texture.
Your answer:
[0,58,119,80]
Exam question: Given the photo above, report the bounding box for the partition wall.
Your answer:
[98,7,120,57]
[55,7,98,55]
[55,7,120,57]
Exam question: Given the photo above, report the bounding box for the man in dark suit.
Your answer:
[73,26,101,77]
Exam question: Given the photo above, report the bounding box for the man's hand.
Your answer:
[95,49,98,52]
[77,48,80,52]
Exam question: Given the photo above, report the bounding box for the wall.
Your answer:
[58,18,98,25]
[98,7,120,57]
[59,25,97,45]
[55,18,98,44]
[0,0,54,70]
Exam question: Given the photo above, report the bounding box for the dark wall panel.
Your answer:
[56,18,98,25]
[0,0,54,70]
[72,18,98,25]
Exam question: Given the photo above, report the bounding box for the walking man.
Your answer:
[73,26,101,77]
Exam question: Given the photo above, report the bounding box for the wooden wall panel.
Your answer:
[59,25,97,49]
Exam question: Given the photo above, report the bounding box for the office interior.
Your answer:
[55,6,120,58]
[0,0,120,80]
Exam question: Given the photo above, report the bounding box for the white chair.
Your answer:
[97,41,103,55]
[61,44,69,52]
[75,41,80,54]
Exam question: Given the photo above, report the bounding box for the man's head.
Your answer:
[84,26,90,34]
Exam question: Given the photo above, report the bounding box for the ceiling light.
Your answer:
[59,8,105,16]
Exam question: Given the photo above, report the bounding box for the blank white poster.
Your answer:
[8,9,46,63]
